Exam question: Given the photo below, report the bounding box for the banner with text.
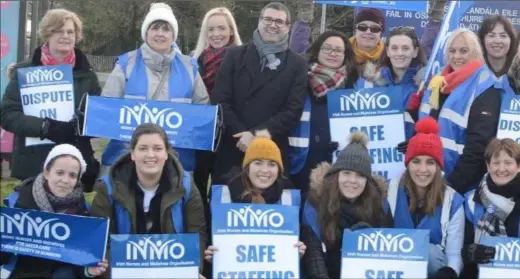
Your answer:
[341,228,429,279]
[83,96,218,151]
[327,86,405,180]
[425,1,520,82]
[479,236,520,279]
[212,203,300,279]
[110,233,200,279]
[17,65,75,146]
[0,207,109,266]
[496,94,520,144]
[317,0,427,12]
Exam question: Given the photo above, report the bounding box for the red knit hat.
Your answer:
[405,117,444,168]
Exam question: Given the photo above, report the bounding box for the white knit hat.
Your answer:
[43,144,87,175]
[141,2,179,42]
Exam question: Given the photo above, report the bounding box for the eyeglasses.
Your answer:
[52,29,76,37]
[320,47,345,56]
[261,17,288,28]
[356,24,382,33]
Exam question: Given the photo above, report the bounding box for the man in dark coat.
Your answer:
[210,2,307,185]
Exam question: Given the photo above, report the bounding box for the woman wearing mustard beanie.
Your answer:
[204,129,305,265]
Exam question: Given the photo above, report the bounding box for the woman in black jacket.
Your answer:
[1,144,107,279]
[289,30,359,194]
[0,9,101,192]
[447,44,520,193]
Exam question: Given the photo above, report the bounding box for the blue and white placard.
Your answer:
[17,65,75,146]
[0,207,109,266]
[496,94,520,144]
[83,95,219,151]
[110,233,200,279]
[341,228,429,279]
[317,0,428,12]
[479,236,520,279]
[212,203,300,279]
[327,87,405,180]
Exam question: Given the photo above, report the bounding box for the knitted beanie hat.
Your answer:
[355,8,385,31]
[43,144,87,175]
[141,3,179,42]
[329,131,372,178]
[242,130,283,171]
[405,117,444,168]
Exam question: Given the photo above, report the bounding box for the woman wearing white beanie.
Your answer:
[100,2,210,174]
[2,144,108,278]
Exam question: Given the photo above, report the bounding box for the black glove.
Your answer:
[430,266,458,279]
[350,221,372,231]
[41,118,77,144]
[463,243,496,264]
[397,140,409,154]
[328,141,339,154]
[81,158,100,193]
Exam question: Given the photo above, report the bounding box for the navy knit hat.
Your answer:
[355,8,385,31]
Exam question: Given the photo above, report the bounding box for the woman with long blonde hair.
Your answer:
[193,7,242,210]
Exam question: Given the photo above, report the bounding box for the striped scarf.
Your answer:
[308,62,346,98]
[199,45,231,95]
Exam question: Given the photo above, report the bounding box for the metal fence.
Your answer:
[85,55,117,73]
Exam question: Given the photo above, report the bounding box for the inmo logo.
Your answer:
[0,211,70,241]
[26,68,64,84]
[510,99,520,111]
[357,231,414,253]
[227,206,284,228]
[494,240,520,262]
[340,91,390,111]
[126,237,185,261]
[119,103,182,129]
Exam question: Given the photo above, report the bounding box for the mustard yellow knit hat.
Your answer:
[242,130,283,171]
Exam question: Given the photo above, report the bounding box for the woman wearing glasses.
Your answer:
[360,26,427,139]
[0,9,101,192]
[289,30,359,195]
[350,8,385,70]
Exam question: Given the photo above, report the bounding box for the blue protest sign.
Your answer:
[17,65,75,146]
[83,95,219,151]
[0,207,109,266]
[211,203,300,279]
[497,93,520,143]
[110,233,200,279]
[317,0,427,13]
[479,236,520,278]
[341,228,430,278]
[327,86,405,180]
[425,1,520,81]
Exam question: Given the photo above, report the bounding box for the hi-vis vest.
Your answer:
[464,186,520,239]
[1,192,91,279]
[495,75,520,142]
[101,48,199,171]
[356,66,418,140]
[288,97,311,175]
[387,178,464,248]
[210,185,301,207]
[101,171,192,234]
[418,66,496,177]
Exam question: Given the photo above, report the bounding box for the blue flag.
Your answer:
[0,207,109,266]
[83,95,219,151]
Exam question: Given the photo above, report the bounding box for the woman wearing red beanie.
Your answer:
[386,117,465,278]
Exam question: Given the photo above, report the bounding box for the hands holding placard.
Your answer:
[85,260,108,277]
[204,242,307,263]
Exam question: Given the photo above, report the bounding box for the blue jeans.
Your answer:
[428,244,447,277]
[51,266,78,279]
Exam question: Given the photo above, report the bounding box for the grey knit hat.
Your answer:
[328,131,372,178]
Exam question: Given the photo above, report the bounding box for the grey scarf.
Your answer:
[32,173,84,213]
[474,174,516,242]
[252,29,288,71]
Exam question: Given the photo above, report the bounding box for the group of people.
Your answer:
[0,1,519,279]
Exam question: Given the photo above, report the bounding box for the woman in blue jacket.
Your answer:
[387,117,465,277]
[289,30,358,194]
[358,26,427,139]
[461,138,520,278]
[301,131,393,279]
